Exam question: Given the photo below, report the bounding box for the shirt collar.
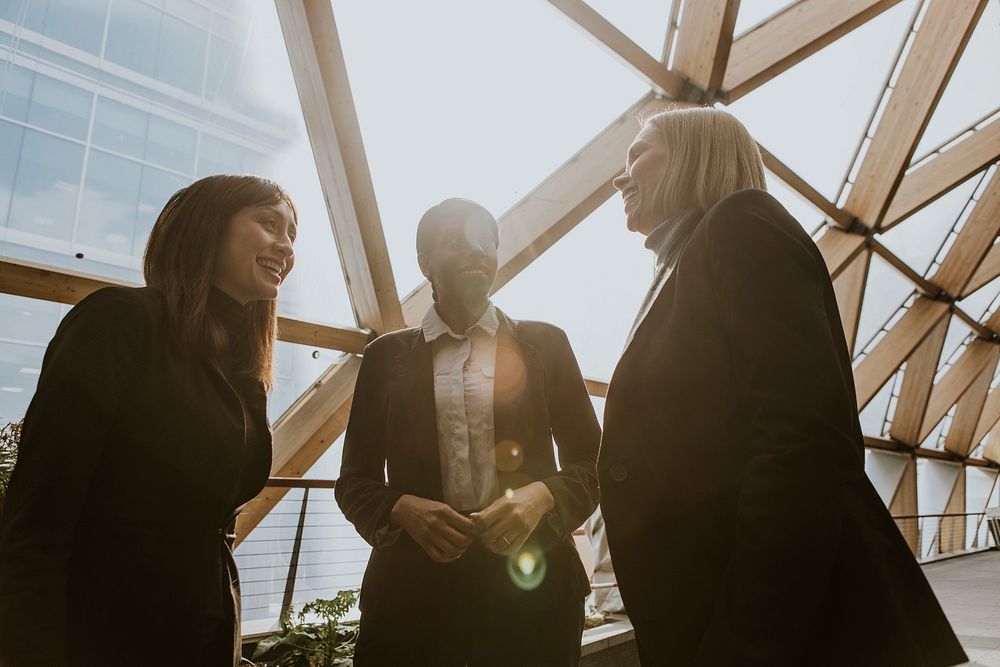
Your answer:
[422,302,500,343]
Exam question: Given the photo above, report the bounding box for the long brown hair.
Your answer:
[143,174,296,389]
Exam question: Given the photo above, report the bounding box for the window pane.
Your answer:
[27,72,92,140]
[135,165,185,257]
[104,0,160,78]
[0,64,32,123]
[92,96,147,159]
[0,0,46,33]
[155,13,207,94]
[0,121,24,227]
[197,134,243,176]
[145,114,196,173]
[0,293,67,423]
[7,129,83,244]
[40,0,109,56]
[205,34,240,102]
[78,150,141,256]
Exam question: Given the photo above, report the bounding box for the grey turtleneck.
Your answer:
[626,209,703,345]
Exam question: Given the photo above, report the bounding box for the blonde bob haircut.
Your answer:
[642,107,767,217]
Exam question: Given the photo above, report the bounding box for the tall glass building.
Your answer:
[0,0,338,423]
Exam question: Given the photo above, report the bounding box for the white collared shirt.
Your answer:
[421,303,500,511]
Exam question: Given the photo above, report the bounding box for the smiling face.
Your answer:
[211,201,297,304]
[612,124,670,236]
[418,211,499,308]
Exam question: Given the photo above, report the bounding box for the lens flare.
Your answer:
[506,546,547,591]
[495,440,524,472]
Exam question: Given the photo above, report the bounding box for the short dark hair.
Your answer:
[416,198,498,256]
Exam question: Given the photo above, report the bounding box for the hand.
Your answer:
[471,482,555,555]
[390,494,477,563]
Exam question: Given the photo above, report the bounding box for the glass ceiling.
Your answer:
[2,0,999,632]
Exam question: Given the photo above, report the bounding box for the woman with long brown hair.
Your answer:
[0,174,297,666]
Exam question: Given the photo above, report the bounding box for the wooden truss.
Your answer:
[1,0,998,544]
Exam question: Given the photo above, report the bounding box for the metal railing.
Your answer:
[892,512,997,562]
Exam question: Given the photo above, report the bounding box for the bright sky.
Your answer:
[240,0,1000,400]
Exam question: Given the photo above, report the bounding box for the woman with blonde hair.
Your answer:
[0,174,297,666]
[598,107,966,665]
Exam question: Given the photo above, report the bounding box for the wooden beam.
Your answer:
[889,456,919,555]
[816,227,866,280]
[883,118,1000,230]
[761,148,855,228]
[854,297,951,410]
[546,0,693,98]
[660,0,683,64]
[832,248,871,353]
[964,243,1000,297]
[276,0,404,333]
[672,0,740,92]
[239,94,679,539]
[972,384,1000,448]
[0,257,371,353]
[921,338,999,443]
[889,315,949,445]
[585,377,609,398]
[844,0,986,230]
[986,426,1000,464]
[944,346,999,456]
[723,0,904,102]
[930,171,1000,297]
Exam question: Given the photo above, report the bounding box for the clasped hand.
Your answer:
[390,482,556,562]
[471,482,555,556]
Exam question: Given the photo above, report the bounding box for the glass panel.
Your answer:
[764,174,823,233]
[0,120,23,226]
[859,373,895,437]
[155,12,207,95]
[334,0,647,294]
[0,293,69,423]
[0,64,32,123]
[234,487,304,633]
[6,128,84,246]
[145,114,196,173]
[492,197,650,382]
[269,343,346,424]
[39,0,109,56]
[879,170,982,276]
[77,150,142,257]
[92,96,148,160]
[196,134,243,176]
[27,71,91,140]
[913,1,1000,159]
[725,0,916,202]
[853,253,916,357]
[958,276,1000,321]
[733,0,793,37]
[0,1,45,30]
[104,0,161,78]
[574,0,672,60]
[134,166,187,258]
[205,33,241,102]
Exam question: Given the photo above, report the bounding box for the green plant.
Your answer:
[584,604,610,630]
[0,420,22,514]
[252,589,360,667]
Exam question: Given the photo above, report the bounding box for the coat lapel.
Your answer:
[493,312,536,450]
[622,269,676,358]
[392,329,444,501]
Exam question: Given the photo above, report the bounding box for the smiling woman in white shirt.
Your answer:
[335,198,601,666]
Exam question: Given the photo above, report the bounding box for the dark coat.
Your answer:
[0,287,271,666]
[599,189,967,666]
[335,311,601,622]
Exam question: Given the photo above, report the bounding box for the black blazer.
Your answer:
[0,287,271,666]
[335,311,600,620]
[599,190,966,666]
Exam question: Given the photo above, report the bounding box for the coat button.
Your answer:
[609,463,628,483]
